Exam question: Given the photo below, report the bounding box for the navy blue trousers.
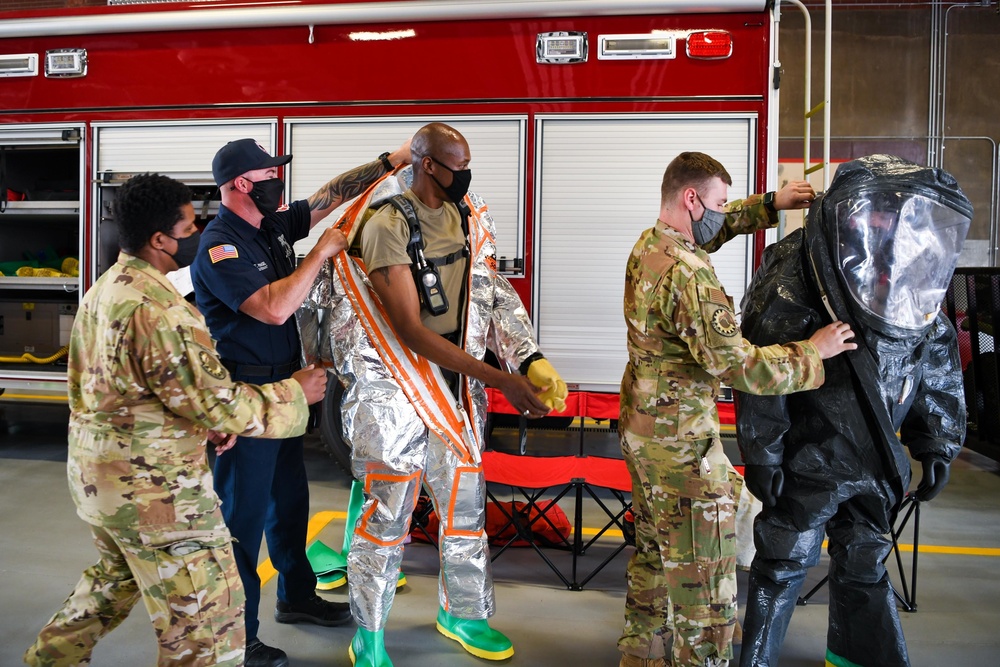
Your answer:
[213,417,316,641]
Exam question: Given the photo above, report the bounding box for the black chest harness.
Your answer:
[387,194,470,317]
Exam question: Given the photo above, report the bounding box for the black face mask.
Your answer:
[246,177,284,214]
[165,230,201,269]
[429,156,472,204]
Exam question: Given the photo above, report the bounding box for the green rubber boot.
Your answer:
[435,606,514,660]
[309,479,363,590]
[307,540,348,590]
[311,479,406,590]
[348,628,394,667]
[342,478,366,553]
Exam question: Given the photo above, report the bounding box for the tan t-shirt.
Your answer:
[361,189,468,335]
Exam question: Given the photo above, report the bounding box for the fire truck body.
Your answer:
[0,0,778,399]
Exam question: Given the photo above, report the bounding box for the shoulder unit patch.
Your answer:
[710,307,739,338]
[198,350,228,379]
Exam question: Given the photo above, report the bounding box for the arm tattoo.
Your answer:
[373,267,391,285]
[308,160,385,212]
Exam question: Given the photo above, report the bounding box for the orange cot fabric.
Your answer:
[481,450,631,492]
[485,388,736,425]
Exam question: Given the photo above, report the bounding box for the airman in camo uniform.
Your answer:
[618,152,856,667]
[24,173,328,667]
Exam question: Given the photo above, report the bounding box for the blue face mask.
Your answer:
[690,194,726,245]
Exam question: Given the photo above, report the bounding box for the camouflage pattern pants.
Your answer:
[619,432,737,666]
[25,522,245,667]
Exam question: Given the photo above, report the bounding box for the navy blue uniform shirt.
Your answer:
[191,200,310,366]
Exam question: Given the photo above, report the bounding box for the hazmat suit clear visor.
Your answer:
[834,189,970,331]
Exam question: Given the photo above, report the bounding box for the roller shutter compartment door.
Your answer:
[534,115,754,392]
[286,117,526,273]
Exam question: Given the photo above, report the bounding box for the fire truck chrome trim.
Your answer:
[0,1,769,39]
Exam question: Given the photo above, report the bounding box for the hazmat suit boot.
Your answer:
[308,539,348,590]
[739,570,806,667]
[436,606,514,660]
[349,628,393,667]
[618,655,666,667]
[826,567,910,667]
[311,479,406,590]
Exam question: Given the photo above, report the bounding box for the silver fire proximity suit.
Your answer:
[298,167,542,631]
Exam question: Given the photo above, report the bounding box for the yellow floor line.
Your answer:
[257,510,345,585]
[258,511,1000,586]
[0,393,68,402]
[577,528,1000,557]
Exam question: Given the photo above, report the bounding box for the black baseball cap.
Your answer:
[212,138,292,186]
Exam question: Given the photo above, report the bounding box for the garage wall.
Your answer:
[776,2,1000,266]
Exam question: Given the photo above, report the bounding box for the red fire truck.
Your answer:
[0,0,781,415]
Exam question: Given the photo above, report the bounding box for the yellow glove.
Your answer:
[526,358,568,412]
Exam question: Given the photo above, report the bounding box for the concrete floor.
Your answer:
[2,404,999,666]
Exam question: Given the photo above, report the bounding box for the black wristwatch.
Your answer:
[518,352,545,376]
[378,151,394,172]
[762,191,777,214]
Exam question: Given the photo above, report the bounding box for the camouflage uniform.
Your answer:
[25,252,309,667]
[618,197,826,666]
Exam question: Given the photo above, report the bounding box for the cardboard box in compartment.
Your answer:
[0,300,77,360]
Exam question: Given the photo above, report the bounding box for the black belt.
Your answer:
[221,358,301,377]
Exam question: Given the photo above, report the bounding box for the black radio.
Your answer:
[415,261,449,315]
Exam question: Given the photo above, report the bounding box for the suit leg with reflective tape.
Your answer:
[347,414,428,632]
[423,430,494,620]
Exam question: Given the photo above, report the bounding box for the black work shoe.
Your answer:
[275,593,353,627]
[245,638,289,667]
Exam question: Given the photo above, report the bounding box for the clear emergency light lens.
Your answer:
[686,31,732,60]
[45,49,87,78]
[537,32,588,64]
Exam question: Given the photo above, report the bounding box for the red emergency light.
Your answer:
[686,31,733,59]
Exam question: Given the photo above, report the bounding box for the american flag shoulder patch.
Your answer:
[209,244,239,263]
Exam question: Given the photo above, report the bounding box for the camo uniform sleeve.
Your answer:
[702,195,777,252]
[670,267,825,395]
[135,303,309,439]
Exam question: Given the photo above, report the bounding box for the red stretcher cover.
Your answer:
[485,388,736,425]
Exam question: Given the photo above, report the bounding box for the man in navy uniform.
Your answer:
[191,138,408,667]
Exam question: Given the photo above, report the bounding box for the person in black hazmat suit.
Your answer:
[736,154,972,667]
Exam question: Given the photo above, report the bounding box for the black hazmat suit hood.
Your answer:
[735,154,971,667]
[804,153,972,338]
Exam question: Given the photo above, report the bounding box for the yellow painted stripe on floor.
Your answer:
[890,543,1000,556]
[257,510,345,585]
[257,511,1000,587]
[573,530,1000,557]
[0,393,67,402]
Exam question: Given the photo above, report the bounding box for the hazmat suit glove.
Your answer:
[914,454,950,502]
[526,358,568,412]
[744,464,784,508]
